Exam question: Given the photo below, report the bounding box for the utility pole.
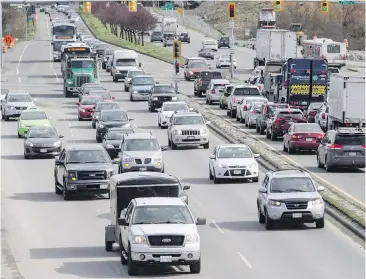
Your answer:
[25,6,31,41]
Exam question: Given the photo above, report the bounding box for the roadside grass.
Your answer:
[79,12,185,65]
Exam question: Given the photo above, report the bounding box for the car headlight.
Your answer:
[132,236,147,244]
[172,96,177,101]
[25,140,33,146]
[53,141,61,147]
[173,129,182,135]
[185,234,199,243]
[106,144,114,149]
[248,161,257,168]
[133,91,138,94]
[67,171,77,181]
[116,70,120,73]
[95,115,99,119]
[152,97,158,100]
[268,200,281,207]
[217,163,228,168]
[7,105,15,110]
[99,124,104,128]
[189,71,193,75]
[122,155,133,162]
[79,109,85,112]
[181,195,187,201]
[200,128,208,134]
[311,198,323,205]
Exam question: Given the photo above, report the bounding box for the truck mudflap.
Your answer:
[105,225,115,242]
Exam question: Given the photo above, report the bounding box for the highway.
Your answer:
[1,12,365,279]
[149,12,366,204]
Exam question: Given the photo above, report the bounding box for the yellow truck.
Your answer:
[289,23,304,45]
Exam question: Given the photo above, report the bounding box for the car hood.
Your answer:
[79,104,95,109]
[20,119,51,127]
[123,150,161,158]
[131,85,154,91]
[269,192,321,201]
[66,163,113,171]
[7,101,34,107]
[161,111,175,118]
[131,224,197,236]
[27,138,59,145]
[216,158,255,166]
[105,139,121,148]
[99,120,129,128]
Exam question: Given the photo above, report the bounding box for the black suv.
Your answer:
[96,109,133,142]
[148,84,177,112]
[194,71,222,97]
[179,32,190,43]
[54,144,114,200]
[218,36,230,48]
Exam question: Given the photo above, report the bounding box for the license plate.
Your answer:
[40,149,47,153]
[139,167,147,171]
[349,152,357,156]
[160,256,172,263]
[188,136,195,139]
[233,170,241,174]
[292,213,302,218]
[306,138,312,142]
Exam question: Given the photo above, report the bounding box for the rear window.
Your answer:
[335,134,365,145]
[309,103,323,110]
[294,124,323,133]
[327,44,341,54]
[200,72,222,79]
[278,111,303,119]
[233,88,260,96]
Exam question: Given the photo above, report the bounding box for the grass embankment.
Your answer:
[79,12,185,65]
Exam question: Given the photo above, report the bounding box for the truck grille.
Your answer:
[157,96,172,102]
[15,106,27,110]
[78,171,106,180]
[134,158,151,164]
[148,235,185,246]
[134,159,142,164]
[182,130,200,136]
[75,75,91,87]
[285,201,308,210]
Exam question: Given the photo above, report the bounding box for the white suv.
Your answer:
[118,197,206,275]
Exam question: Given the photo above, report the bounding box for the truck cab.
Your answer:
[112,50,141,82]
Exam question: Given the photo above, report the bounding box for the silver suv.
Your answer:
[117,132,167,173]
[118,197,206,275]
[257,169,325,230]
[167,111,210,150]
[1,92,36,121]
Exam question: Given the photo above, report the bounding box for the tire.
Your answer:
[230,109,236,118]
[92,122,96,129]
[124,85,128,91]
[96,136,102,143]
[266,128,270,139]
[283,142,288,152]
[119,236,127,264]
[317,154,324,168]
[205,98,208,104]
[288,144,295,154]
[24,153,30,159]
[63,181,70,201]
[236,112,240,121]
[190,258,201,274]
[209,167,214,180]
[127,247,138,275]
[270,131,277,141]
[102,63,106,70]
[203,142,209,149]
[265,209,274,230]
[315,218,325,228]
[226,109,230,116]
[256,124,260,133]
[325,157,333,172]
[252,176,259,182]
[172,141,177,150]
[113,76,118,82]
[78,117,82,121]
[219,102,222,109]
[105,234,113,252]
[158,121,161,128]
[55,176,62,194]
[258,204,265,224]
[18,132,21,138]
[4,115,9,121]
[168,138,172,147]
[259,125,265,135]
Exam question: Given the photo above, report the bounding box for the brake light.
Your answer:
[199,79,202,85]
[362,144,366,149]
[212,89,216,94]
[321,113,326,119]
[291,134,301,140]
[317,134,324,139]
[250,110,257,114]
[309,111,317,116]
[330,144,343,149]
[243,105,247,110]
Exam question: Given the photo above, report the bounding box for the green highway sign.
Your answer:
[339,0,355,4]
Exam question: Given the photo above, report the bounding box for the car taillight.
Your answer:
[309,111,317,116]
[274,118,284,125]
[199,79,202,85]
[330,144,343,149]
[321,113,326,119]
[243,105,247,110]
[212,89,216,94]
[291,134,300,140]
[317,134,324,139]
[362,144,366,149]
[250,110,257,114]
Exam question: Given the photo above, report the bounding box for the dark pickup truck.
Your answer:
[148,84,177,112]
[54,144,114,200]
[194,71,222,97]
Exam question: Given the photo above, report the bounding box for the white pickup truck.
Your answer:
[118,197,206,275]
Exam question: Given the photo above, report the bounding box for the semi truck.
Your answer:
[258,9,276,29]
[327,74,365,129]
[161,17,177,37]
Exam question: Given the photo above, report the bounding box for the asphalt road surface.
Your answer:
[1,12,365,279]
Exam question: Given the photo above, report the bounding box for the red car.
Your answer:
[77,96,104,121]
[283,123,324,153]
[267,108,307,141]
[184,61,210,81]
[304,102,323,123]
[89,90,115,101]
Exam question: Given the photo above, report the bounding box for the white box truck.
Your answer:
[161,17,177,37]
[254,29,297,68]
[327,74,365,129]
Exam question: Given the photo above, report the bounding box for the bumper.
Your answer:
[24,146,61,156]
[214,166,258,179]
[65,180,110,194]
[4,108,26,117]
[197,86,208,93]
[159,118,170,127]
[151,101,170,108]
[291,141,319,150]
[121,164,164,172]
[131,92,149,100]
[172,135,209,146]
[267,204,325,223]
[328,156,365,168]
[114,73,127,79]
[218,62,236,67]
[78,112,93,119]
[272,128,288,137]
[186,73,199,79]
[208,94,221,102]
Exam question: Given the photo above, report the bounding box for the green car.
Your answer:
[17,109,51,138]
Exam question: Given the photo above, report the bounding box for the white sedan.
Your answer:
[216,55,237,69]
[209,144,260,184]
[157,101,191,128]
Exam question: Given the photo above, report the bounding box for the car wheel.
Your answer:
[288,143,295,154]
[219,102,223,109]
[190,257,201,274]
[270,131,277,141]
[24,153,31,159]
[260,125,265,135]
[18,132,21,138]
[236,112,240,121]
[205,98,208,104]
[283,142,288,152]
[209,167,214,180]
[55,177,62,194]
[124,85,128,91]
[315,218,325,229]
[78,117,82,121]
[172,141,178,150]
[317,154,324,168]
[213,172,220,184]
[63,182,70,201]
[158,121,161,128]
[227,108,230,116]
[203,142,209,149]
[257,203,265,224]
[256,124,260,133]
[92,122,96,129]
[127,246,138,275]
[230,109,236,118]
[325,156,333,172]
[119,235,127,263]
[105,233,113,252]
[265,209,275,230]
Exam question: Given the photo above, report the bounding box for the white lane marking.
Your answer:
[45,15,59,82]
[210,219,224,234]
[18,77,21,83]
[6,42,38,76]
[68,122,72,127]
[237,252,252,269]
[164,161,169,167]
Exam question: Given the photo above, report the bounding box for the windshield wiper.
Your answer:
[154,221,186,224]
[283,189,307,192]
[134,222,155,224]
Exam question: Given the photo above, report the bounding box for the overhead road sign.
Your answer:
[339,0,354,4]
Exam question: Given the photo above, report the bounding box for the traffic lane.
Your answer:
[97,66,365,279]
[203,101,366,203]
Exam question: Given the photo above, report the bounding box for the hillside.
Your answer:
[187,1,365,50]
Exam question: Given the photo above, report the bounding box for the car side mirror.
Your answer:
[121,209,127,217]
[112,158,120,164]
[118,218,128,226]
[128,117,134,121]
[59,135,64,138]
[139,62,142,67]
[317,186,325,192]
[183,185,190,190]
[259,187,267,193]
[112,96,115,100]
[161,146,168,151]
[205,121,211,125]
[76,102,80,105]
[196,217,206,225]
[209,154,215,160]
[55,159,63,165]
[253,154,260,158]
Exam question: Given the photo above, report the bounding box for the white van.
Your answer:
[111,50,141,82]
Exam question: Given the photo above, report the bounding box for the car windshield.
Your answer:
[21,111,47,120]
[163,104,188,112]
[101,111,128,121]
[294,124,323,133]
[217,147,253,158]
[84,86,104,93]
[152,32,162,36]
[90,92,110,99]
[8,94,32,102]
[28,128,57,138]
[174,116,204,125]
[153,86,175,94]
[96,103,119,111]
[268,104,289,115]
[278,111,303,119]
[1,89,9,95]
[106,130,133,140]
[189,62,207,68]
[132,205,194,224]
[309,103,323,110]
[66,150,110,163]
[71,60,94,68]
[334,134,365,145]
[123,139,160,151]
[133,77,154,85]
[129,71,145,77]
[115,59,137,66]
[270,177,315,193]
[81,98,100,105]
[233,88,260,96]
